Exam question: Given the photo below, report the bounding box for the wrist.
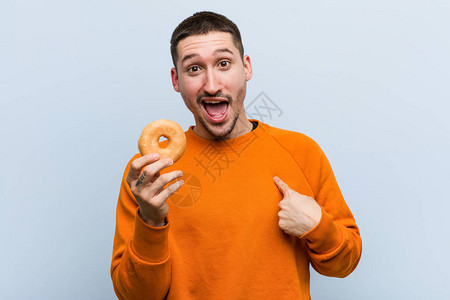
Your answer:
[138,209,166,227]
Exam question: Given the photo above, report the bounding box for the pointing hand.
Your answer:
[273,176,322,236]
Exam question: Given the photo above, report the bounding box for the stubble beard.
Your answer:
[199,112,240,140]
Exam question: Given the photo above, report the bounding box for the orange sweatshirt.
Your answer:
[111,120,362,299]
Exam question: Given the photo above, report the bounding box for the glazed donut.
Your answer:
[138,119,187,163]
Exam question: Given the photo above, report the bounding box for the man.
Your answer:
[111,11,362,299]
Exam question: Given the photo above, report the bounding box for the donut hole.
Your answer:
[159,135,168,148]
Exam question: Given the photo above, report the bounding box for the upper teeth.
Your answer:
[204,101,222,104]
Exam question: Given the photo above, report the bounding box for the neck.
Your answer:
[225,116,253,139]
[193,115,253,140]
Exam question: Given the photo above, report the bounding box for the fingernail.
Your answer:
[179,171,183,177]
[168,159,174,165]
[179,179,184,185]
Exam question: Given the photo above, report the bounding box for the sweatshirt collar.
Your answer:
[185,119,265,153]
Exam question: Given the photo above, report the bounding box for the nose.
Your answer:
[203,69,221,95]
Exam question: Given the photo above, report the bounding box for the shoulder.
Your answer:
[261,123,322,156]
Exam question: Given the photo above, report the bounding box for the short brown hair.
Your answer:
[170,11,244,69]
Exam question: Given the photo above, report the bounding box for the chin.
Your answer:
[207,124,233,138]
[201,117,237,139]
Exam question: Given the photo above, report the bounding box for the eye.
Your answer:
[187,65,200,73]
[219,61,230,68]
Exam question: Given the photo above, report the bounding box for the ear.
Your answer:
[171,67,180,92]
[243,55,253,81]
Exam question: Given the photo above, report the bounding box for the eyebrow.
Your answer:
[215,48,234,56]
[181,48,235,65]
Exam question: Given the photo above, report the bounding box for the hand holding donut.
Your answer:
[126,120,187,227]
[126,154,184,227]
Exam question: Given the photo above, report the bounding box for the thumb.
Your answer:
[273,176,290,195]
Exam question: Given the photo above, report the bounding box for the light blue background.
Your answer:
[1,1,449,299]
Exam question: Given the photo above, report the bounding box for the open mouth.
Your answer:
[201,98,229,122]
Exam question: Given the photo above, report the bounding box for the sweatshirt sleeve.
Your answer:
[110,154,172,300]
[297,139,362,278]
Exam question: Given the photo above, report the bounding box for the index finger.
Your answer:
[273,176,290,195]
[128,153,160,180]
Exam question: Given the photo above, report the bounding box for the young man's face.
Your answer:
[171,31,253,140]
